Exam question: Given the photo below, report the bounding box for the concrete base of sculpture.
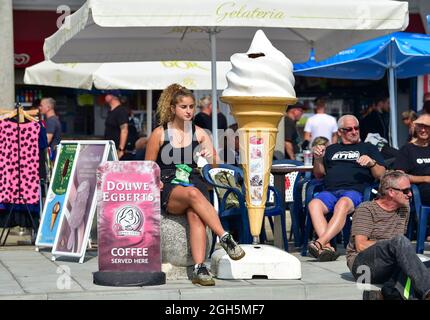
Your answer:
[211,244,301,280]
[160,212,212,267]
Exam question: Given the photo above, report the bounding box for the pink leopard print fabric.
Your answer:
[0,120,40,204]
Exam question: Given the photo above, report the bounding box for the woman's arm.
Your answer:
[144,126,163,161]
[195,126,220,164]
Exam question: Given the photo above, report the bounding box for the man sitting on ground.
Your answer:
[347,170,430,300]
[308,115,385,261]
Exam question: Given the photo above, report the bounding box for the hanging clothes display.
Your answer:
[0,119,40,204]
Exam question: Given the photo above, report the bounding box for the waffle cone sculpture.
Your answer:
[222,30,297,241]
[221,97,296,237]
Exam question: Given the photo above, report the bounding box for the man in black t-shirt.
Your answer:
[104,92,129,159]
[284,102,304,160]
[194,95,228,161]
[394,114,430,205]
[193,95,228,133]
[307,115,385,261]
[360,95,390,142]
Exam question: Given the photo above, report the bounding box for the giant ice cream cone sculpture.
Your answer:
[221,30,297,241]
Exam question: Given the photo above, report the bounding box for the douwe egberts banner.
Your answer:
[96,161,161,272]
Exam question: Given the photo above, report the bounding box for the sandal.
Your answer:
[318,246,340,262]
[308,240,324,259]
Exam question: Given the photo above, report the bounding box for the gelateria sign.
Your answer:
[215,2,285,22]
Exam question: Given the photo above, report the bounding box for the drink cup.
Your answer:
[303,150,313,166]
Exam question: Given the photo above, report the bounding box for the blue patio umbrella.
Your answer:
[294,32,430,149]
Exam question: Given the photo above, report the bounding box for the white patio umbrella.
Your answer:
[24,60,230,90]
[24,61,101,90]
[24,60,231,136]
[43,0,409,150]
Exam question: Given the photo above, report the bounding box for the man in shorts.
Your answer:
[307,115,385,261]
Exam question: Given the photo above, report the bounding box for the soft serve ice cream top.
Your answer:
[222,30,296,98]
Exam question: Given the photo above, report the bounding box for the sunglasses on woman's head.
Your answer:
[340,126,359,133]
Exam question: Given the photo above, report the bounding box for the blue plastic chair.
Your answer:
[301,180,378,256]
[260,183,289,251]
[202,164,252,249]
[202,164,289,252]
[411,184,430,254]
[270,159,310,247]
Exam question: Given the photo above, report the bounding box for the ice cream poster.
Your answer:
[52,143,112,258]
[36,143,78,247]
[96,161,161,272]
[249,135,265,205]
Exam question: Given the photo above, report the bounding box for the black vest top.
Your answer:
[155,123,199,171]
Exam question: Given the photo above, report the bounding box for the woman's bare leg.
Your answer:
[186,208,207,264]
[167,186,225,237]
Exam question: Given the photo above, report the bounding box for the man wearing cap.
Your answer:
[104,92,129,159]
[284,102,304,160]
[394,114,430,207]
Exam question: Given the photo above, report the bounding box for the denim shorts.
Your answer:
[314,189,363,212]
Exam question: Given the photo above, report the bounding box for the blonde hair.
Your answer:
[198,95,212,109]
[401,110,417,121]
[156,84,195,126]
[312,136,329,147]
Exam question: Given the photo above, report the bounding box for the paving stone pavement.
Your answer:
[0,244,372,300]
[1,227,428,300]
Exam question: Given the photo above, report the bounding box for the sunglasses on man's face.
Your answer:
[415,124,430,130]
[340,126,360,133]
[390,187,412,195]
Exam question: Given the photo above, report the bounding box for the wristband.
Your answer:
[368,161,376,168]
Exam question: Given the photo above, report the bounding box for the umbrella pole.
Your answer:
[210,29,219,159]
[388,67,398,149]
[146,90,152,138]
[388,42,398,149]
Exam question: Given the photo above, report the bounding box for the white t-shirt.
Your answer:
[304,113,338,143]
